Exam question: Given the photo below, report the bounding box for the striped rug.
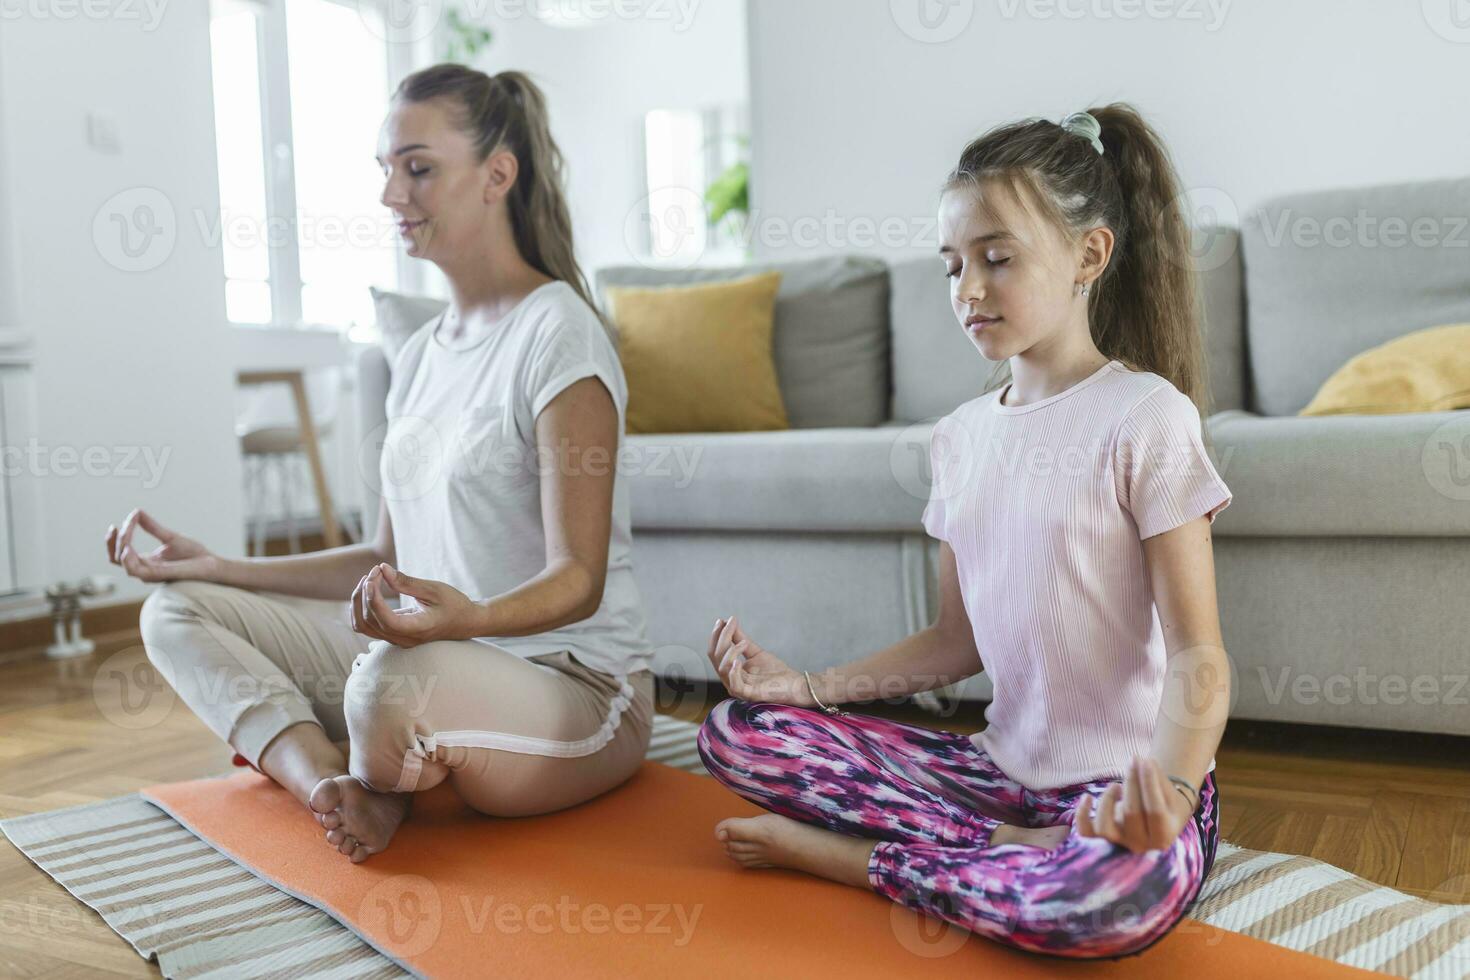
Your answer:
[4,714,1467,978]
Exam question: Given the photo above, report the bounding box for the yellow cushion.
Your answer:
[1299,323,1470,416]
[607,272,790,434]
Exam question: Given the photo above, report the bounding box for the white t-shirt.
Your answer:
[377,280,653,678]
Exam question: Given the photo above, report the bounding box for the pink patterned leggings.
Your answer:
[696,699,1219,960]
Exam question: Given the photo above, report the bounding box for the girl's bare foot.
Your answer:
[308,775,411,864]
[714,813,876,888]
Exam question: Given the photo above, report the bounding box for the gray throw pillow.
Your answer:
[369,286,447,372]
[888,257,1004,421]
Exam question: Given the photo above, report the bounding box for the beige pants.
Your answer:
[138,580,654,816]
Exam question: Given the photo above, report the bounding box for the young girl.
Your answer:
[697,105,1233,960]
[110,65,655,863]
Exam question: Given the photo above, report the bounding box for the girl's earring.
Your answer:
[1076,281,1091,297]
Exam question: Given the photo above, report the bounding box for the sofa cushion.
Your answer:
[369,286,446,370]
[1299,323,1470,416]
[595,256,890,429]
[606,272,789,433]
[1207,409,1470,535]
[1240,175,1470,416]
[625,425,934,532]
[888,257,1002,422]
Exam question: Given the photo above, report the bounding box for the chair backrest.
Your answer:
[1240,175,1470,416]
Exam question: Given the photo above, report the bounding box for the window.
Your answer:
[208,0,405,340]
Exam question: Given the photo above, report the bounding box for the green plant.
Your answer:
[443,7,493,63]
[705,159,748,224]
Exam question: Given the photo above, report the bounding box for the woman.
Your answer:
[108,65,654,863]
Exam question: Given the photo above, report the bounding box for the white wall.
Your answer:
[423,0,749,287]
[745,0,1470,262]
[0,2,244,614]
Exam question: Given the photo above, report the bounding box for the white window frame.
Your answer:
[214,0,432,329]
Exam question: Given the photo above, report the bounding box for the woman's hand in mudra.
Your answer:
[350,563,482,648]
[708,615,812,708]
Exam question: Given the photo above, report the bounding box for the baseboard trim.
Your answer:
[0,600,145,663]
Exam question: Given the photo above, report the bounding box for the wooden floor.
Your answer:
[2,636,1468,976]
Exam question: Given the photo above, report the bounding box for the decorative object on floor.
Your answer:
[43,575,114,659]
[1299,323,1470,416]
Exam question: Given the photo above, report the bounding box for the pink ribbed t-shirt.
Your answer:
[923,359,1232,791]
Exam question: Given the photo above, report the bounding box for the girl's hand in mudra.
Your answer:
[707,615,812,708]
[350,563,482,648]
[1072,756,1194,854]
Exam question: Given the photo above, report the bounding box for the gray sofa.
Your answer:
[357,174,1470,738]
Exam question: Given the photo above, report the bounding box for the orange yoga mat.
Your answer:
[144,763,1380,979]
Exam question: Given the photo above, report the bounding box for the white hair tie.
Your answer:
[1060,111,1104,156]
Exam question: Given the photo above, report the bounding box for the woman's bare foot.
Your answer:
[714,813,876,888]
[990,822,1071,850]
[308,775,411,864]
